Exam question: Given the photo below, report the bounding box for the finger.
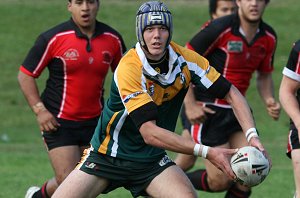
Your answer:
[227,148,239,155]
[42,124,51,132]
[224,164,236,180]
[46,121,57,131]
[203,107,216,114]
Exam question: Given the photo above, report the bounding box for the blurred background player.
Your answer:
[52,1,268,197]
[209,0,236,20]
[176,0,237,172]
[175,0,280,197]
[18,0,126,197]
[279,40,300,198]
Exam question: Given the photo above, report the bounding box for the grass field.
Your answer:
[0,0,299,197]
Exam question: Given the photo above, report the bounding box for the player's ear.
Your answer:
[67,0,72,12]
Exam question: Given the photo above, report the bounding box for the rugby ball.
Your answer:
[230,146,270,187]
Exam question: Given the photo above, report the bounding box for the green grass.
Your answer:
[0,0,299,197]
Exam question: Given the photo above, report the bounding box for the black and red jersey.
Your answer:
[282,40,300,106]
[20,18,126,122]
[187,14,276,106]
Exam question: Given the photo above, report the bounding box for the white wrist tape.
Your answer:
[193,144,209,159]
[201,145,209,159]
[193,144,201,156]
[245,128,259,142]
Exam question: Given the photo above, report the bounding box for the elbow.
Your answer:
[139,121,158,146]
[143,134,155,145]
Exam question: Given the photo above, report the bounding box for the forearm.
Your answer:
[184,84,196,107]
[281,93,300,126]
[140,121,196,155]
[279,77,300,129]
[257,72,276,103]
[225,85,255,132]
[17,71,44,113]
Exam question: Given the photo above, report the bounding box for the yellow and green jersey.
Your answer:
[90,41,230,162]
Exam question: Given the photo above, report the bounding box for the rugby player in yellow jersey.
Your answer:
[53,1,269,197]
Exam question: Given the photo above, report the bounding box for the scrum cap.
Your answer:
[136,1,173,48]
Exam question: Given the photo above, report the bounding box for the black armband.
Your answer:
[129,102,158,129]
[208,75,231,98]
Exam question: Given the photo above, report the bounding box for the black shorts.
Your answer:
[286,123,300,159]
[42,124,96,151]
[191,104,242,146]
[78,148,176,197]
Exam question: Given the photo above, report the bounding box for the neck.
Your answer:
[79,25,95,39]
[143,48,167,61]
[239,14,260,43]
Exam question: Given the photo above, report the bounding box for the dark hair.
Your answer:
[68,0,99,2]
[210,0,270,16]
[209,0,235,17]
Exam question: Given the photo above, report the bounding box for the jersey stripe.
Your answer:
[99,111,119,154]
[111,110,128,157]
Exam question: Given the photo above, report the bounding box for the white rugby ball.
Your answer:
[230,146,270,187]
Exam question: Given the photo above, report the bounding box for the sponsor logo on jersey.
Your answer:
[89,57,94,64]
[227,41,243,52]
[63,49,79,60]
[122,91,143,103]
[85,162,96,169]
[163,93,170,99]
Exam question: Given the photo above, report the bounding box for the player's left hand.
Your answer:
[206,147,238,180]
[266,98,281,120]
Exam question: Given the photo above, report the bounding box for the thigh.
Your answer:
[291,149,300,191]
[146,165,197,198]
[204,143,232,191]
[49,145,82,182]
[229,130,248,149]
[52,169,109,198]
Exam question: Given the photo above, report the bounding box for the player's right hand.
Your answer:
[36,110,60,132]
[185,102,215,124]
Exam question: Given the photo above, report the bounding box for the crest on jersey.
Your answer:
[180,73,186,85]
[63,49,79,60]
[147,82,155,96]
[102,51,112,64]
[227,41,243,52]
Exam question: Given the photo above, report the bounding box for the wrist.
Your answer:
[32,102,46,115]
[245,128,259,142]
[193,144,210,159]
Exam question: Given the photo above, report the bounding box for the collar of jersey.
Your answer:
[135,42,177,81]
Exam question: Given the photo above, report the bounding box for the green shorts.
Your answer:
[78,148,176,197]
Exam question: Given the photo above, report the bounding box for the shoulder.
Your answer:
[292,40,300,52]
[208,14,235,32]
[117,48,142,72]
[170,42,201,59]
[260,20,277,38]
[40,20,73,41]
[170,42,209,67]
[95,21,124,38]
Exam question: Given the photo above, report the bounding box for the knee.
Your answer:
[207,174,232,192]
